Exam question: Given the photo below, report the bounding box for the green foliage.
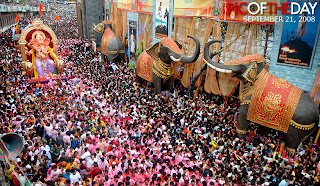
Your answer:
[128,63,136,70]
[135,42,144,59]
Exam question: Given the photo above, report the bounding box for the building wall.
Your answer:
[269,18,320,92]
[84,0,104,42]
[76,0,104,41]
[76,0,84,39]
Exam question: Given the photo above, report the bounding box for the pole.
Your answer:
[314,126,320,143]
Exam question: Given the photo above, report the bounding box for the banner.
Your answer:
[136,0,153,14]
[173,0,223,19]
[223,0,279,24]
[129,20,138,61]
[118,0,135,11]
[155,0,170,38]
[277,0,320,68]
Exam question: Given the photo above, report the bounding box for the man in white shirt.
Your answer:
[69,169,82,184]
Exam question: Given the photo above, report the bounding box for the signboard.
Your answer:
[277,1,320,68]
[129,20,138,61]
[118,0,135,11]
[136,0,153,14]
[25,5,30,11]
[223,0,279,24]
[174,0,223,19]
[155,0,169,38]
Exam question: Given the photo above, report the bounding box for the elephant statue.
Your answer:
[93,21,125,64]
[136,35,200,94]
[195,40,319,150]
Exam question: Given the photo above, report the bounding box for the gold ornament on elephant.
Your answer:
[153,59,173,82]
[262,92,282,124]
[272,78,291,89]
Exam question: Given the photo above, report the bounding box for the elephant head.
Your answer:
[146,35,201,65]
[204,40,269,100]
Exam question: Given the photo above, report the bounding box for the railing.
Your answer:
[0,3,46,13]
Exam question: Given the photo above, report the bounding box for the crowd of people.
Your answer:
[0,2,320,186]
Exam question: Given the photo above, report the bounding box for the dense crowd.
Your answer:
[1,2,320,186]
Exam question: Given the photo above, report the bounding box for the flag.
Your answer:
[39,4,44,16]
[279,144,283,154]
[55,15,60,21]
[14,13,20,22]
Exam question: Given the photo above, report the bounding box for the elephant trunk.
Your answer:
[204,40,234,73]
[170,35,200,64]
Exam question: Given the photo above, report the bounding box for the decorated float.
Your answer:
[18,18,65,84]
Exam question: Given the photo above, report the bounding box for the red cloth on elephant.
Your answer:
[136,51,154,82]
[247,69,302,133]
[101,27,117,56]
[160,37,183,55]
[224,54,265,66]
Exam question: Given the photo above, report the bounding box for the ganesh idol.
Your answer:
[25,31,58,77]
[18,19,64,79]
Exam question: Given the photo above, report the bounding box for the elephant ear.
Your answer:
[242,62,258,84]
[146,42,160,61]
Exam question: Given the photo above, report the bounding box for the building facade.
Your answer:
[76,0,104,42]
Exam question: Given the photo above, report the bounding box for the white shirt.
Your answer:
[70,172,81,183]
[81,151,91,160]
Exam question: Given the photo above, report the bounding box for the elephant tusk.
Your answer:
[170,56,183,62]
[206,62,233,73]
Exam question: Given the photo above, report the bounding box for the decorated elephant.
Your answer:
[136,35,200,94]
[192,40,319,150]
[93,21,125,64]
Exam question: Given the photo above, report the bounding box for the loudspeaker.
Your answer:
[0,133,24,161]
